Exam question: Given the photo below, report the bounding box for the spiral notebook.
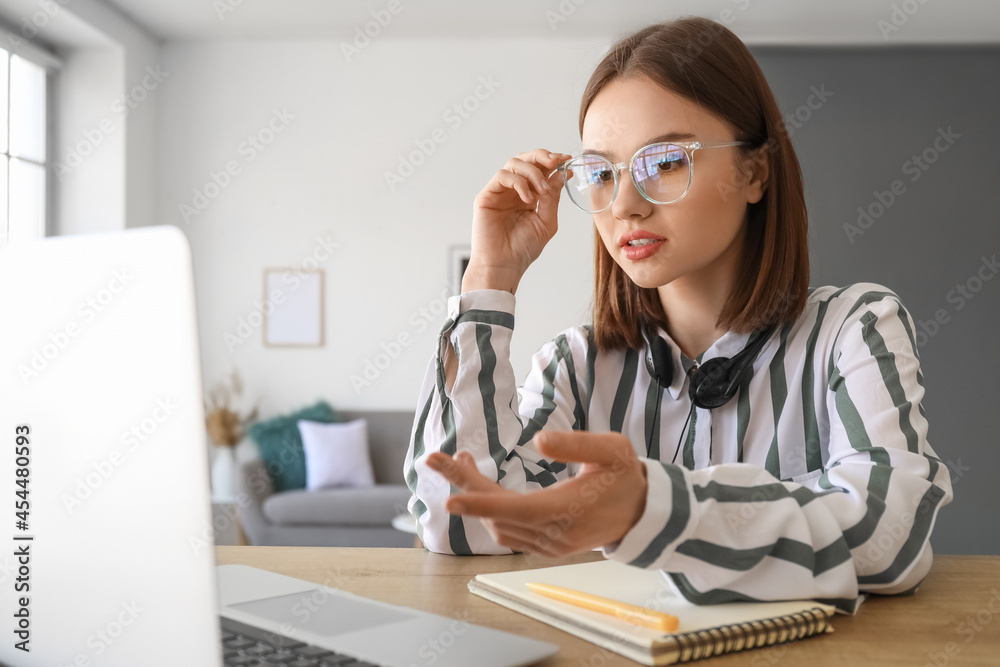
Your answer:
[468,560,835,665]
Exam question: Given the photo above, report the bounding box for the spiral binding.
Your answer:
[673,607,831,663]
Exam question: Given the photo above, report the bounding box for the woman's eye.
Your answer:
[655,159,682,172]
[589,169,613,185]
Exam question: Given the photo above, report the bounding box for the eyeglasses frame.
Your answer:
[556,140,751,213]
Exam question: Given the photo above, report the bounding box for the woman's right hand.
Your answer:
[463,149,571,294]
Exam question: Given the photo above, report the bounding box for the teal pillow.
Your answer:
[249,401,341,492]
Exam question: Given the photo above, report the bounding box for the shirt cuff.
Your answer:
[602,459,691,568]
[444,289,516,331]
[446,289,516,320]
[437,290,517,370]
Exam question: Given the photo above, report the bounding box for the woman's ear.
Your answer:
[744,145,770,205]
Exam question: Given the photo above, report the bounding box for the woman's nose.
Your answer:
[611,167,653,219]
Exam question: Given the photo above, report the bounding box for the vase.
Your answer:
[211,446,237,502]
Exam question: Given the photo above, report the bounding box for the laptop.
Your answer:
[0,226,557,667]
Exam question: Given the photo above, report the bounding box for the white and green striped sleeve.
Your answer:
[601,289,952,614]
[403,288,592,555]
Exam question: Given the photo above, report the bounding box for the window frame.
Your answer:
[0,21,60,242]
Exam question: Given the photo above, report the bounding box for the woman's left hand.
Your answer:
[425,431,648,557]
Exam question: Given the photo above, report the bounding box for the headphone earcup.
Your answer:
[688,358,737,409]
[649,335,673,388]
[688,326,776,409]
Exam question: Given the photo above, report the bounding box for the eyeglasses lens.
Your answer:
[633,144,689,205]
[563,156,615,213]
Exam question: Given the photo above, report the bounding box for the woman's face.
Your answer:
[580,76,767,291]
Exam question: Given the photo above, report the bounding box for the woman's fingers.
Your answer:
[477,515,571,557]
[515,148,573,170]
[475,149,572,218]
[495,533,562,558]
[486,509,594,558]
[536,167,565,224]
[435,430,648,555]
[446,476,581,521]
[447,489,531,520]
[490,152,572,204]
[534,430,637,466]
[492,518,572,548]
[509,153,573,191]
[425,451,501,493]
[504,157,553,197]
[492,169,536,206]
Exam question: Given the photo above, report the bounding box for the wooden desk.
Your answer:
[216,547,1000,666]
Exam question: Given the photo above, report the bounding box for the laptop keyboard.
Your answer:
[220,616,384,667]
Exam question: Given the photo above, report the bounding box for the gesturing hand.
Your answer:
[425,431,648,558]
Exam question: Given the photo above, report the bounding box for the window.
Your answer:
[1,48,48,243]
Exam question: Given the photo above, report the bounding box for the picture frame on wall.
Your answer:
[262,268,325,347]
[449,245,471,295]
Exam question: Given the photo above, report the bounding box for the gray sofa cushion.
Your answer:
[261,484,412,526]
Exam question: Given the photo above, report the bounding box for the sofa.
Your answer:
[237,410,417,547]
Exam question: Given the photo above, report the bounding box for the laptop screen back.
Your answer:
[0,227,221,667]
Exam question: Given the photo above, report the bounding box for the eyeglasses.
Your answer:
[556,140,750,213]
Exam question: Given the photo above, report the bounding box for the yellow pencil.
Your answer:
[526,582,679,632]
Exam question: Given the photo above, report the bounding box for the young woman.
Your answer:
[403,17,952,613]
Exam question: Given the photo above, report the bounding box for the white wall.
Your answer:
[159,38,609,415]
[55,46,125,234]
[71,0,160,233]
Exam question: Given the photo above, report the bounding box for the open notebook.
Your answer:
[469,560,835,666]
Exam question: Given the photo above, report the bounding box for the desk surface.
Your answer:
[216,547,1000,666]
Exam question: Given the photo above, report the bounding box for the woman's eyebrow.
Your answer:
[581,131,697,159]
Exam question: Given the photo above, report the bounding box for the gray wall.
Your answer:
[750,46,1000,554]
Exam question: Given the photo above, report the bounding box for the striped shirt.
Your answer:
[403,283,953,613]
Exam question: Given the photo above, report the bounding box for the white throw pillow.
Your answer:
[297,418,376,490]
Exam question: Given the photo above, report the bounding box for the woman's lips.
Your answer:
[618,229,666,261]
[621,239,665,260]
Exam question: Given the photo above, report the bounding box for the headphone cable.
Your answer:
[646,382,663,459]
[671,404,694,466]
[644,360,698,467]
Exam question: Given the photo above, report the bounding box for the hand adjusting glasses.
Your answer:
[556,140,750,213]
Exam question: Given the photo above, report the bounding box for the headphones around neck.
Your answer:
[642,324,776,463]
[643,324,777,410]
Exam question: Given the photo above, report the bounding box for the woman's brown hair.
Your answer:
[583,16,809,350]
